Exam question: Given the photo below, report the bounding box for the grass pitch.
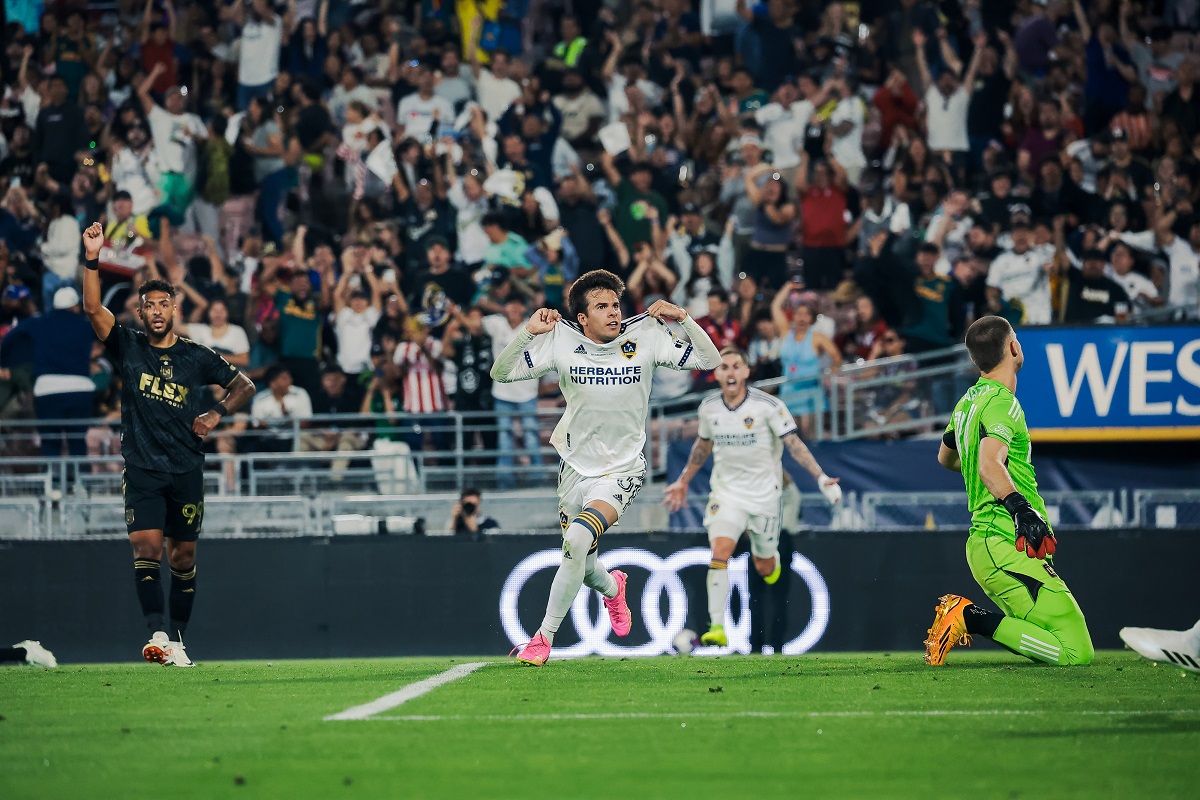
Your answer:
[2,651,1197,799]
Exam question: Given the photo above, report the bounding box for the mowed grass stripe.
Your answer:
[371,708,1200,722]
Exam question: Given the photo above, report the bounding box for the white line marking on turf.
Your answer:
[324,662,490,721]
[369,708,1200,722]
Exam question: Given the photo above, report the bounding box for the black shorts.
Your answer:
[122,464,206,541]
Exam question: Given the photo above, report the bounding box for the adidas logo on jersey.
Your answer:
[574,345,587,354]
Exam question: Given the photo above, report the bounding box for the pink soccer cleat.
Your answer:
[604,570,632,637]
[515,632,552,667]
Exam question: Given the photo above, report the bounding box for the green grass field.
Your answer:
[2,651,1197,799]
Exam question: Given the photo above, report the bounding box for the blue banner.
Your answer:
[1016,325,1200,440]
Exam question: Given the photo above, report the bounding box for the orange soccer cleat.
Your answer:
[923,594,974,666]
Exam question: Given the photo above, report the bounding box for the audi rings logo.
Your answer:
[499,547,830,657]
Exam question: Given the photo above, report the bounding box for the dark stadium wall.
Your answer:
[1,530,1196,664]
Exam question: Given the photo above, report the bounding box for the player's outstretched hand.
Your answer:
[192,411,221,438]
[818,474,842,506]
[525,308,561,335]
[662,479,689,512]
[646,299,687,323]
[1002,491,1056,559]
[83,222,104,259]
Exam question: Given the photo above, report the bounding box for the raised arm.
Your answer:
[490,308,560,383]
[1072,0,1092,44]
[912,28,932,93]
[963,30,988,90]
[599,148,622,188]
[770,284,791,337]
[137,63,165,115]
[598,207,629,268]
[794,150,810,194]
[82,222,116,340]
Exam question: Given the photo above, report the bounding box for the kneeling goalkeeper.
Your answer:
[925,316,1093,666]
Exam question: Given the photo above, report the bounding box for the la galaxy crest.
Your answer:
[743,416,754,429]
[159,355,173,380]
[621,340,637,360]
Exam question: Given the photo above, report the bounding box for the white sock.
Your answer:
[707,561,729,628]
[537,523,592,644]
[583,550,618,598]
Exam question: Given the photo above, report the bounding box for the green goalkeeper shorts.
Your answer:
[965,535,1094,665]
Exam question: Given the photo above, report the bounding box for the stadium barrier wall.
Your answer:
[2,529,1197,664]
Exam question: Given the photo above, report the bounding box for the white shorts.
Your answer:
[557,461,645,533]
[703,493,781,559]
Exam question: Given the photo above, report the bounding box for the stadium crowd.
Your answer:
[1,0,1199,474]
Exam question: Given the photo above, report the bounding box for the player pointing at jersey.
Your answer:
[492,269,721,666]
[663,346,842,648]
[925,315,1093,666]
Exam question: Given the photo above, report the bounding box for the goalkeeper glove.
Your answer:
[818,474,842,506]
[1002,491,1056,560]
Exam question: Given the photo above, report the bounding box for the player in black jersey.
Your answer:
[81,223,256,666]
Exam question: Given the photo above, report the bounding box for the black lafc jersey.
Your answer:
[104,324,240,473]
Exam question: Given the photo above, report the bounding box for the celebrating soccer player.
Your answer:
[81,223,256,666]
[925,316,1093,667]
[491,269,721,666]
[662,346,842,649]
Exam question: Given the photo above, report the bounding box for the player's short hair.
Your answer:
[569,270,625,320]
[719,345,748,365]
[965,315,1013,373]
[137,279,176,302]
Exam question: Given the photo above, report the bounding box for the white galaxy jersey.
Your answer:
[496,314,713,477]
[698,387,798,510]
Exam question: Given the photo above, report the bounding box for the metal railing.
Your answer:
[9,485,1196,540]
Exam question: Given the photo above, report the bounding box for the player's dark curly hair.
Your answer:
[137,279,176,301]
[569,269,625,321]
[965,315,1013,373]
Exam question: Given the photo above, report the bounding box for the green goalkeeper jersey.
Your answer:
[946,377,1050,542]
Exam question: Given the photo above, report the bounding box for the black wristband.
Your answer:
[210,401,230,417]
[85,257,100,271]
[1002,491,1030,516]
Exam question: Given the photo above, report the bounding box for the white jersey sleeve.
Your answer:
[490,325,558,383]
[766,394,798,439]
[655,314,721,371]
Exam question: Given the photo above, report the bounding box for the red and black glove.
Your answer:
[1002,492,1056,559]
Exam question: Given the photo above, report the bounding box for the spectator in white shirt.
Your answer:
[224,0,285,110]
[913,28,986,184]
[333,252,383,374]
[184,298,251,367]
[755,79,815,183]
[468,36,521,122]
[249,365,313,453]
[987,220,1056,325]
[481,295,543,489]
[136,66,206,225]
[1107,241,1162,315]
[396,62,456,142]
[827,79,868,185]
[109,124,161,215]
[1120,207,1200,319]
[328,65,378,126]
[39,195,81,308]
[434,48,474,109]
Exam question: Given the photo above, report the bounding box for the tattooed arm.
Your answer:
[783,432,843,505]
[662,437,714,511]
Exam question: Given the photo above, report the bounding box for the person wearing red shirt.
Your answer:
[692,288,742,389]
[797,149,849,291]
[872,68,919,151]
[139,0,178,95]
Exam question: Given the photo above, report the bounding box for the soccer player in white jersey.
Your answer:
[491,269,722,666]
[663,347,843,647]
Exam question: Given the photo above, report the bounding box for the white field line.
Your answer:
[370,708,1200,723]
[324,661,490,721]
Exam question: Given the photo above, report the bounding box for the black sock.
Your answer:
[0,646,26,663]
[169,564,197,637]
[963,603,1002,638]
[134,559,165,633]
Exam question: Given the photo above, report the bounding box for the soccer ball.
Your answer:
[672,628,697,655]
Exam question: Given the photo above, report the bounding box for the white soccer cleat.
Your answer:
[14,640,57,668]
[1119,621,1200,673]
[164,638,195,668]
[143,631,171,665]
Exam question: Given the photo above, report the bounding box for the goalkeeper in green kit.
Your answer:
[924,316,1094,667]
